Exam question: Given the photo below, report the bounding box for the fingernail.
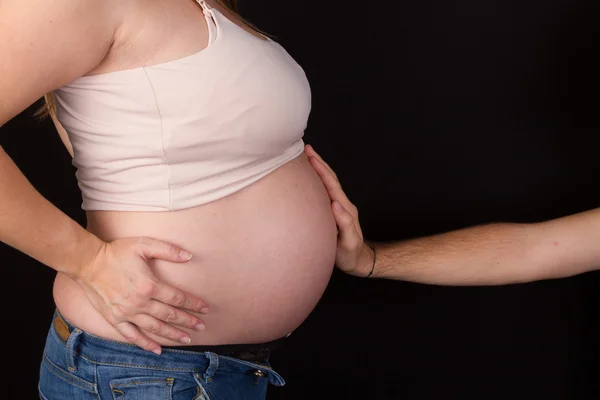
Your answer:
[195,323,205,331]
[180,336,192,344]
[152,348,162,355]
[201,307,210,314]
[179,250,193,261]
[333,201,343,212]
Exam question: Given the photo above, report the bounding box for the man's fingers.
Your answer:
[152,283,210,315]
[332,201,362,250]
[333,201,354,228]
[137,237,193,263]
[309,156,355,210]
[308,155,341,192]
[305,145,338,179]
[114,321,162,355]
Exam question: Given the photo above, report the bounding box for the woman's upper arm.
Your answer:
[0,0,121,126]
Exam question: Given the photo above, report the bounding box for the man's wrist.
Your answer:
[358,242,377,278]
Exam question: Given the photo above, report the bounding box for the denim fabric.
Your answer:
[38,311,285,399]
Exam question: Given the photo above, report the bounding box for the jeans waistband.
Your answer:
[49,309,286,387]
[164,335,286,363]
[52,310,283,383]
[53,309,285,364]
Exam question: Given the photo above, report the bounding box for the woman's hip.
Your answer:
[38,310,285,400]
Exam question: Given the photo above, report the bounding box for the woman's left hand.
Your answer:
[305,144,375,277]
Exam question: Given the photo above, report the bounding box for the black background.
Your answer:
[1,0,600,398]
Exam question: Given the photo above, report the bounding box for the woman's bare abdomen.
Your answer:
[53,152,337,345]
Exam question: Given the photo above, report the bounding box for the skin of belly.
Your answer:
[53,153,338,345]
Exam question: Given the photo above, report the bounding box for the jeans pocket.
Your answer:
[110,376,175,400]
[39,354,97,399]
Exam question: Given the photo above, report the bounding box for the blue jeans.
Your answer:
[38,310,285,399]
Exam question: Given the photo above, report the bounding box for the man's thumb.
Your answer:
[333,201,355,231]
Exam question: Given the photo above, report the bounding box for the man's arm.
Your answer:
[370,211,600,285]
[305,145,600,285]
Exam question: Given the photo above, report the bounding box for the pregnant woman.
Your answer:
[0,0,337,398]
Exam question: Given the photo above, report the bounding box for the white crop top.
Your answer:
[54,0,310,211]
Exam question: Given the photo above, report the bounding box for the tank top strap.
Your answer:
[195,0,218,45]
[196,0,212,13]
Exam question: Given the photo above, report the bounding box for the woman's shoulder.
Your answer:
[0,0,122,125]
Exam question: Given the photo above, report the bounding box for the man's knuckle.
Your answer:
[350,237,363,249]
[342,214,354,225]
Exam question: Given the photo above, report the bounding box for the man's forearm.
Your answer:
[370,208,600,285]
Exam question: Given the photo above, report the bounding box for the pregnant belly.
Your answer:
[53,152,338,345]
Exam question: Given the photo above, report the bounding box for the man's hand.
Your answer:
[306,144,600,285]
[305,144,376,277]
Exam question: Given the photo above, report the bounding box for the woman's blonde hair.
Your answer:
[38,0,243,118]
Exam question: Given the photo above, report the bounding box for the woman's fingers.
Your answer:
[130,314,195,345]
[137,238,210,314]
[113,321,163,355]
[136,237,193,263]
[144,300,206,332]
[151,281,210,315]
[78,237,213,353]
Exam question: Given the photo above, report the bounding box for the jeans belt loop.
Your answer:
[202,352,219,382]
[65,327,83,372]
